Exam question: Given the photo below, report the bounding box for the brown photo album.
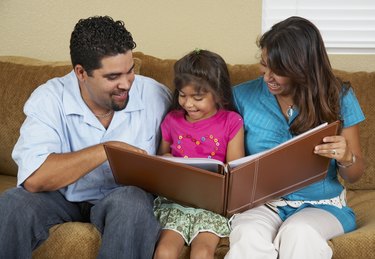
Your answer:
[104,121,340,217]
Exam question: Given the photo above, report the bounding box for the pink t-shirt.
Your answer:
[161,109,243,163]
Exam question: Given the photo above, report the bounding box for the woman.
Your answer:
[225,16,365,259]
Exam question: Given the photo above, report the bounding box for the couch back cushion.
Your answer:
[0,55,140,177]
[133,52,176,90]
[0,57,72,176]
[333,69,375,190]
[133,52,262,92]
[1,54,373,191]
[135,52,374,190]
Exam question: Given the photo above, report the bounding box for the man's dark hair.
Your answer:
[70,16,136,75]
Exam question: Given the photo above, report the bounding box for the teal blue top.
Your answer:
[233,77,365,232]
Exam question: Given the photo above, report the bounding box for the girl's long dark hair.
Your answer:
[171,49,236,112]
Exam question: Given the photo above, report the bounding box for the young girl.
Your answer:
[153,49,244,259]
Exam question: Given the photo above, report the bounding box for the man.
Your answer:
[0,16,171,258]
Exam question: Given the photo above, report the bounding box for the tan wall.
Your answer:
[0,0,373,72]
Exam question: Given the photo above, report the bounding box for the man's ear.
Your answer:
[74,64,87,82]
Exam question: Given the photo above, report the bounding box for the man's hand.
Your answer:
[105,141,147,154]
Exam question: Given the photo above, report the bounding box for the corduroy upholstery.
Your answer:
[0,52,373,258]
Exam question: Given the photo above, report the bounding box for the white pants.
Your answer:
[225,205,344,259]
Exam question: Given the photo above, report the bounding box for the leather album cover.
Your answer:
[105,146,228,214]
[225,120,340,216]
[104,121,340,217]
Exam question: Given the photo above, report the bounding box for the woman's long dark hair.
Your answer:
[258,16,349,134]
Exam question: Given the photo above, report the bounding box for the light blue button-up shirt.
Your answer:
[12,71,171,202]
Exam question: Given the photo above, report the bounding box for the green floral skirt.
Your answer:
[154,196,230,245]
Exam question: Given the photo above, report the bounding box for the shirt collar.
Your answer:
[63,70,85,116]
[63,71,145,112]
[260,78,299,125]
[122,76,145,112]
[62,72,145,124]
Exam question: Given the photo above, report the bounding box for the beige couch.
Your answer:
[0,52,374,258]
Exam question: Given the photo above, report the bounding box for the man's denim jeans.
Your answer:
[0,186,161,258]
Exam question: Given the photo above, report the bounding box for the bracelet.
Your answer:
[337,153,356,168]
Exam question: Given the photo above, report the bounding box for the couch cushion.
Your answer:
[133,52,176,91]
[132,52,374,191]
[133,52,263,92]
[0,175,17,192]
[328,189,375,259]
[0,57,71,177]
[32,222,101,259]
[333,69,375,190]
[0,56,141,178]
[227,63,262,86]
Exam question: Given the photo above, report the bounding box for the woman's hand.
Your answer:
[314,135,351,163]
[314,125,364,183]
